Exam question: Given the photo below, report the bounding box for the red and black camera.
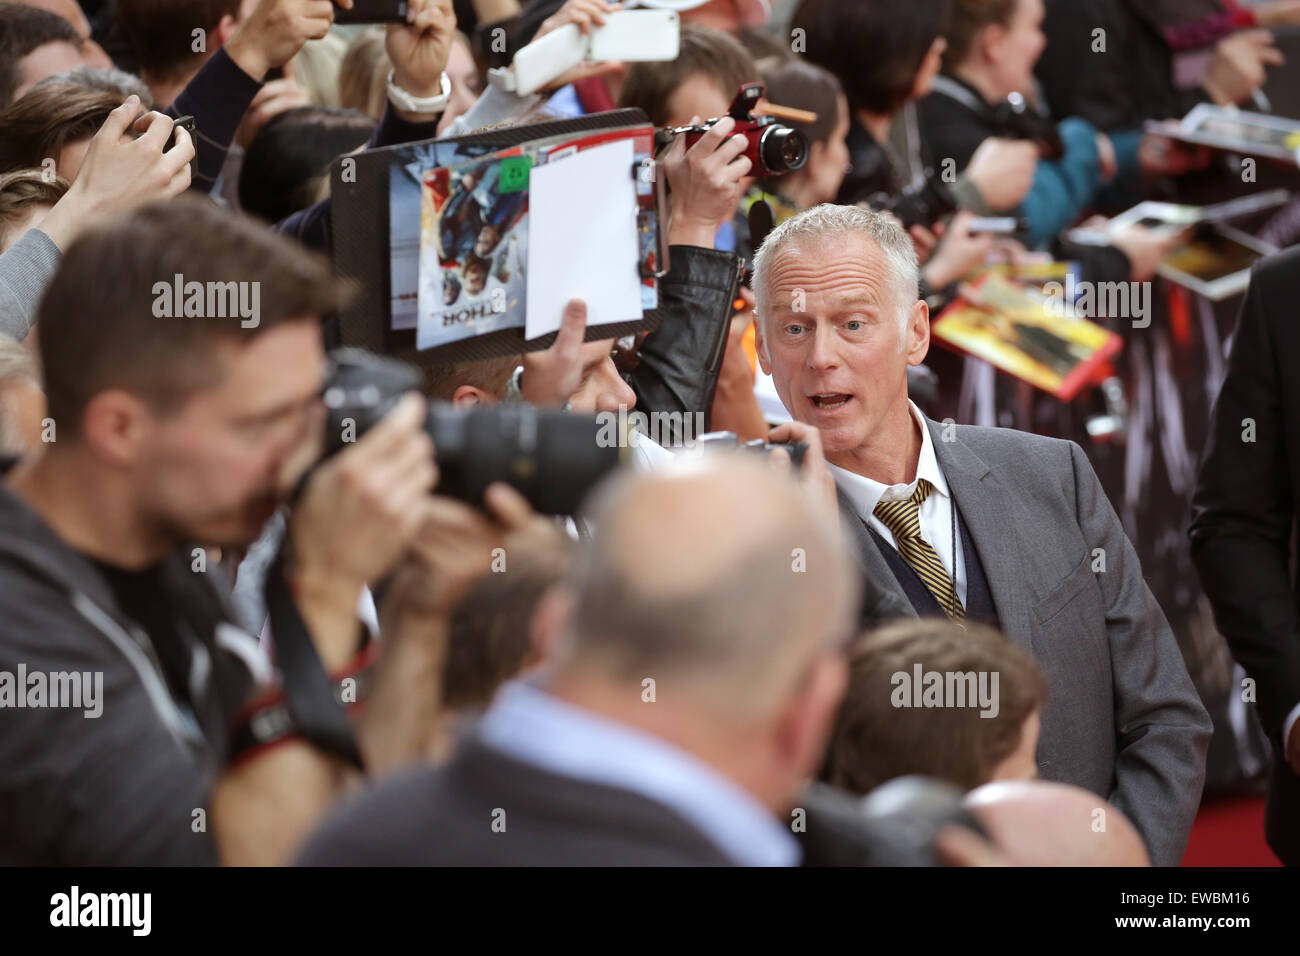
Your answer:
[661,83,809,176]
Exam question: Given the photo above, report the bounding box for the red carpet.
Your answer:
[1180,795,1282,866]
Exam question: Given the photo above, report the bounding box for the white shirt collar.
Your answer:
[827,400,949,522]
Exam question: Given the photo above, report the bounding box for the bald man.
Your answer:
[298,456,859,865]
[964,780,1150,866]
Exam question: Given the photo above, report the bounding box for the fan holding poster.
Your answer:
[416,151,530,350]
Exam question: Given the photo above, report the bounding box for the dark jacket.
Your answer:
[1035,0,1208,132]
[297,732,932,866]
[916,73,1129,248]
[628,245,742,438]
[836,112,989,215]
[915,74,1135,281]
[298,734,739,865]
[1191,246,1300,865]
[0,459,257,864]
[165,47,263,197]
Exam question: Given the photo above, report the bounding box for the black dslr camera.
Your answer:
[319,349,625,516]
[657,83,809,176]
[867,170,959,232]
[991,91,1064,159]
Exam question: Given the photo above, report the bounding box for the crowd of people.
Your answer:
[0,0,1298,868]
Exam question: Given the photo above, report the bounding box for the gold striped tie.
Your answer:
[873,479,964,620]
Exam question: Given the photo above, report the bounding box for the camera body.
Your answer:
[663,83,809,177]
[332,0,408,24]
[991,91,1063,159]
[319,349,624,516]
[868,171,959,232]
[696,430,809,468]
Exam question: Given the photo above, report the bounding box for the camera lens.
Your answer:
[758,126,808,175]
[428,404,625,515]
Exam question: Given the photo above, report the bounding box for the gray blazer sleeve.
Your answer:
[0,229,61,340]
[1068,440,1212,866]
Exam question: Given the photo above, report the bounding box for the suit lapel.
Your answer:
[925,419,1036,654]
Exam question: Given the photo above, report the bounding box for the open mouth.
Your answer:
[810,393,852,410]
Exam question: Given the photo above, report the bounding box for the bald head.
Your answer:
[564,456,859,718]
[964,780,1150,866]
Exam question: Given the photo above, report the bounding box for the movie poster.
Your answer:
[931,273,1121,401]
[416,152,530,350]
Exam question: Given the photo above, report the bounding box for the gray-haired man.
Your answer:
[752,204,1211,866]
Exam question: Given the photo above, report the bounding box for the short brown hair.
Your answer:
[0,81,122,174]
[822,619,1047,794]
[758,57,843,147]
[443,541,572,710]
[942,0,1018,70]
[113,0,241,81]
[617,23,757,127]
[38,196,340,438]
[0,169,68,249]
[793,0,952,115]
[423,354,518,402]
[0,2,83,107]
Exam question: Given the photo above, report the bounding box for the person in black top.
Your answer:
[792,0,1036,215]
[0,4,478,867]
[1191,246,1300,866]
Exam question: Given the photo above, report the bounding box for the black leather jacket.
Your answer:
[627,244,743,444]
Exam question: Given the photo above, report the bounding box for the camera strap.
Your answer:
[263,545,365,770]
[928,75,987,116]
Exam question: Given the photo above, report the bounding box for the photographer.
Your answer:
[0,196,499,865]
[277,0,461,251]
[793,0,1037,218]
[108,0,342,196]
[917,0,1205,256]
[0,95,193,340]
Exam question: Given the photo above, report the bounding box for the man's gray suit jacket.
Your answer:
[841,418,1212,866]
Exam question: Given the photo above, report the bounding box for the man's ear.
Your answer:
[906,298,930,367]
[912,36,947,99]
[775,651,849,784]
[451,385,493,407]
[754,313,772,375]
[529,584,575,667]
[80,390,152,468]
[977,24,1008,67]
[214,14,237,50]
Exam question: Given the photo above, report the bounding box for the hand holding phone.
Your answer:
[334,0,409,24]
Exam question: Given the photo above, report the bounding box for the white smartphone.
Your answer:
[590,9,680,62]
[509,10,681,96]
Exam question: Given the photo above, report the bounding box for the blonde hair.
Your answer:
[339,27,391,120]
[291,33,349,108]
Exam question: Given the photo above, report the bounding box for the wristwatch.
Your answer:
[386,70,453,114]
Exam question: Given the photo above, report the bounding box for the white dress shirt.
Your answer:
[827,401,967,608]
